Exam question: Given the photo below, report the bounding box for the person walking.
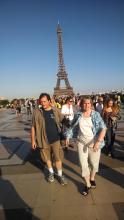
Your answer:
[31,93,67,185]
[95,96,104,115]
[65,96,106,196]
[61,96,74,150]
[16,101,21,117]
[102,98,121,157]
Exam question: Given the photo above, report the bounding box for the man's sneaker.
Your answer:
[64,147,69,152]
[47,172,54,183]
[90,180,96,188]
[58,175,68,186]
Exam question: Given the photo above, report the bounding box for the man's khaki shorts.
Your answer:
[40,140,63,163]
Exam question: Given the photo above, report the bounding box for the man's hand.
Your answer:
[65,138,70,147]
[32,141,37,150]
[31,126,37,150]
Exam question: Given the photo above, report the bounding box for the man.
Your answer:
[31,93,67,185]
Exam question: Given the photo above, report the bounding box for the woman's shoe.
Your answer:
[82,186,91,196]
[90,180,96,188]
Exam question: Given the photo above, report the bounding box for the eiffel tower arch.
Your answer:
[54,23,74,97]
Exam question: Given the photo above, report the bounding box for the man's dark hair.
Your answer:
[65,96,72,103]
[39,93,51,101]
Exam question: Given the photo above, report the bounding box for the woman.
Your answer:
[102,98,120,157]
[61,97,74,150]
[65,96,106,196]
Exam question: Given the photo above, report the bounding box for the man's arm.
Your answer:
[31,126,37,150]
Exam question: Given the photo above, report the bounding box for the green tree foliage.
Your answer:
[0,99,9,108]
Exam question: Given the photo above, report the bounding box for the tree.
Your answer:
[0,99,9,108]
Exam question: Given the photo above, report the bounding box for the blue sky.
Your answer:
[0,0,124,99]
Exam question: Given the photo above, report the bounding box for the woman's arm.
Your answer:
[93,111,107,151]
[93,128,106,152]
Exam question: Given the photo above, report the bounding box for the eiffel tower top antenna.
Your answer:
[57,22,65,74]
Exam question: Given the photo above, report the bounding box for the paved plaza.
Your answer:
[0,107,124,220]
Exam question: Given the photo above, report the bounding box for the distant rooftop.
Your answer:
[0,96,5,100]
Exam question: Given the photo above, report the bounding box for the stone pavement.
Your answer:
[0,108,124,220]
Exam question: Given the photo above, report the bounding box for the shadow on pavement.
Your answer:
[0,169,40,220]
[0,136,31,162]
[63,148,124,189]
[63,148,79,166]
[112,202,124,220]
[1,135,124,193]
[99,163,124,188]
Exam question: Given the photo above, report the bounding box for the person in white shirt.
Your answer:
[66,97,106,196]
[95,96,104,115]
[61,97,74,150]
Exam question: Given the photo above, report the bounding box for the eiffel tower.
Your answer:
[54,23,74,97]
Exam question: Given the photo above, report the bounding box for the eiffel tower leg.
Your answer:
[56,78,60,88]
[65,78,70,88]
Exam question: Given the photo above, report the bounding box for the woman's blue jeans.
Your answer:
[105,127,115,154]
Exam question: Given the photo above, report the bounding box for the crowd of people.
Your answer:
[11,98,36,117]
[30,92,121,196]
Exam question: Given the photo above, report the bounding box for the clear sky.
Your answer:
[0,0,124,100]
